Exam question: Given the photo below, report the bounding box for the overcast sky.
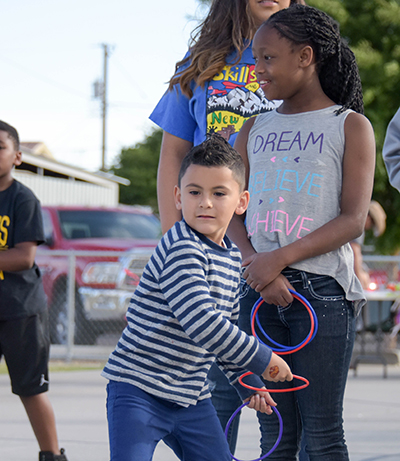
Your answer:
[1,0,205,171]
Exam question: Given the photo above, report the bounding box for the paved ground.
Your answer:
[0,360,399,460]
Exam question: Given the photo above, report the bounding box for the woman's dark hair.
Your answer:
[178,134,246,191]
[265,4,364,114]
[169,0,305,98]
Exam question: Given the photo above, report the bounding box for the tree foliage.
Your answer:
[110,129,162,211]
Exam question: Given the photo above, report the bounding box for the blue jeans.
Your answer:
[240,269,355,460]
[206,272,259,455]
[208,362,242,454]
[106,381,231,461]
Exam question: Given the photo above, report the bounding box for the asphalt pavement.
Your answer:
[0,361,399,460]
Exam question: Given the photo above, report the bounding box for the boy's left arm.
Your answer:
[0,241,38,272]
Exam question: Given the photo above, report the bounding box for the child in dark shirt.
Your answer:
[0,120,68,461]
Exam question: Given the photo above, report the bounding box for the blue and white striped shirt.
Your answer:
[102,220,271,407]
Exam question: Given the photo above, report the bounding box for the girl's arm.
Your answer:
[157,131,193,233]
[243,112,376,298]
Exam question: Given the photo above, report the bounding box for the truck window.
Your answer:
[58,210,161,240]
[42,209,54,245]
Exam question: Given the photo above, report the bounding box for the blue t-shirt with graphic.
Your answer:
[149,46,278,147]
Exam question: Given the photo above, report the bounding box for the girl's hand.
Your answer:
[244,390,276,414]
[262,353,293,383]
[259,275,294,307]
[242,251,285,292]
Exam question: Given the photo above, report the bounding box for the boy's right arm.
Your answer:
[242,353,293,414]
[0,241,37,272]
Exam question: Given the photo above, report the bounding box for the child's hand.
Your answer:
[244,390,276,414]
[259,275,294,307]
[242,251,284,292]
[262,353,293,383]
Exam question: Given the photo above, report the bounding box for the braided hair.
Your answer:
[265,4,364,114]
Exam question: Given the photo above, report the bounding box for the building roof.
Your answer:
[20,141,54,159]
[18,146,130,187]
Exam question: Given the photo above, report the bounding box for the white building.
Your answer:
[14,142,129,207]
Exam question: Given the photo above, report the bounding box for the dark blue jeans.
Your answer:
[106,381,232,461]
[240,269,355,460]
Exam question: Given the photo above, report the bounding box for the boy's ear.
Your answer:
[13,151,22,167]
[235,190,250,216]
[298,45,314,68]
[174,185,182,211]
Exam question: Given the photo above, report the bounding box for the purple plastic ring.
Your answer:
[224,402,283,461]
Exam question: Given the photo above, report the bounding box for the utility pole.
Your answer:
[93,43,110,171]
[101,43,108,171]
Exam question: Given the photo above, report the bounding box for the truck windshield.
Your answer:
[58,210,161,240]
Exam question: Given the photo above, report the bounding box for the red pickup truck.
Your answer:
[36,205,161,344]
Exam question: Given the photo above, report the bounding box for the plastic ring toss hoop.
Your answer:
[225,289,317,459]
[225,402,283,461]
[251,289,318,354]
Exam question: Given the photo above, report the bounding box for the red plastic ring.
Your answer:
[238,372,309,393]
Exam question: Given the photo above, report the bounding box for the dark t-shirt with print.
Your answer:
[0,180,46,320]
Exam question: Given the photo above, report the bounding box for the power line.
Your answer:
[0,54,89,100]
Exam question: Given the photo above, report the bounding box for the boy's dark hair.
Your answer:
[0,120,20,150]
[178,134,246,191]
[265,4,364,114]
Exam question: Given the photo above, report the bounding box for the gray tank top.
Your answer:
[246,105,365,311]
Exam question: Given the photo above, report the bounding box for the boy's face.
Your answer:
[174,165,249,246]
[0,130,21,189]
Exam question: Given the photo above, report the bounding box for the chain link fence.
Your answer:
[37,252,400,362]
[36,249,153,361]
[351,255,400,376]
[362,255,400,332]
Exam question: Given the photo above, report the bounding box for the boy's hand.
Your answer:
[259,275,294,307]
[244,390,276,414]
[262,353,293,383]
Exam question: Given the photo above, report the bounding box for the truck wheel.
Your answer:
[50,291,97,345]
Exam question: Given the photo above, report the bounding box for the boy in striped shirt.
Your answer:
[102,134,292,461]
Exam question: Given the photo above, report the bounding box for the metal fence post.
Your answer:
[66,253,76,361]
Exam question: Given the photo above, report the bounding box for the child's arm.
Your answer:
[157,132,193,233]
[243,352,293,414]
[245,349,293,412]
[0,242,38,272]
[228,117,258,261]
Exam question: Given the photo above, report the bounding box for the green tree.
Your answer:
[110,129,162,211]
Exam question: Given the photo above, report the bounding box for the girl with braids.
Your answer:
[229,4,375,460]
[150,0,304,454]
